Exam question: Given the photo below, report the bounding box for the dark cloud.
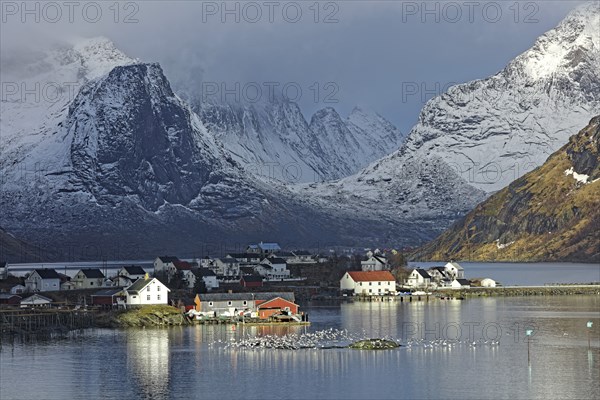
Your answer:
[0,0,585,131]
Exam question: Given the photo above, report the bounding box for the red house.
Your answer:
[0,294,22,306]
[256,297,299,320]
[241,275,263,288]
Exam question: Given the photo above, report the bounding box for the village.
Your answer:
[0,242,499,326]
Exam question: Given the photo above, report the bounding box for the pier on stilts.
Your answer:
[0,309,96,339]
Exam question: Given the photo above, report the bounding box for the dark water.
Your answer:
[1,296,599,400]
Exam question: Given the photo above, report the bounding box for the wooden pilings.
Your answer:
[0,309,96,338]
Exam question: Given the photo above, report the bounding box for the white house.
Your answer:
[444,262,465,279]
[125,277,170,305]
[25,269,61,292]
[72,269,105,289]
[480,278,497,288]
[197,268,219,290]
[450,278,471,289]
[290,251,316,264]
[10,284,25,295]
[340,271,396,296]
[246,242,281,256]
[214,258,241,277]
[119,266,146,281]
[260,257,290,280]
[405,269,432,289]
[153,256,180,275]
[181,269,197,289]
[20,294,53,308]
[361,255,388,271]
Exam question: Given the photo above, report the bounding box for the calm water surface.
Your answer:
[1,296,599,400]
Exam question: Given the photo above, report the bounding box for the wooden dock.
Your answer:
[0,309,97,338]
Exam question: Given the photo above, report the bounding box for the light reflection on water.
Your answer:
[0,296,598,400]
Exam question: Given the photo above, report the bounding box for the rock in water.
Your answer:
[349,339,400,350]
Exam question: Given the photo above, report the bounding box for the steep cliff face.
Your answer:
[66,63,262,216]
[415,116,600,262]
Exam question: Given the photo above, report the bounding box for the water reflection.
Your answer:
[126,329,170,399]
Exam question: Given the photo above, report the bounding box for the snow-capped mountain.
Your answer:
[294,2,600,221]
[0,38,420,258]
[196,100,405,183]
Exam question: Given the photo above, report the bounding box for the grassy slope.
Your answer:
[414,117,600,262]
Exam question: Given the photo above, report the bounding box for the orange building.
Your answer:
[256,297,299,319]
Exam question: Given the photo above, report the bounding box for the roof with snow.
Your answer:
[258,242,280,251]
[347,271,396,282]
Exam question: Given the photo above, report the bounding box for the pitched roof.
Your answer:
[258,296,298,308]
[91,288,125,297]
[33,269,61,279]
[0,294,21,300]
[199,292,294,302]
[448,262,464,270]
[414,269,431,279]
[123,266,146,275]
[126,277,169,293]
[456,279,470,285]
[173,260,192,270]
[258,242,280,251]
[347,271,396,282]
[274,251,295,257]
[79,268,105,278]
[292,250,311,256]
[240,266,255,274]
[198,268,217,277]
[158,256,180,263]
[266,257,286,265]
[21,294,52,303]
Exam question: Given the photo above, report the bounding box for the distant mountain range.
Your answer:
[0,3,598,260]
[196,101,405,183]
[293,2,600,222]
[414,116,600,262]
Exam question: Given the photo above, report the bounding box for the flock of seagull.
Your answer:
[212,328,502,350]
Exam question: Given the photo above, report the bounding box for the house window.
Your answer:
[243,301,247,306]
[228,301,232,306]
[378,282,381,285]
[157,295,161,301]
[147,295,150,301]
[90,282,94,286]
[369,282,372,286]
[157,286,161,291]
[209,302,213,307]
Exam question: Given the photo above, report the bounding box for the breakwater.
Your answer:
[436,284,600,297]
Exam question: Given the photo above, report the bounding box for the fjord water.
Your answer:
[1,296,598,400]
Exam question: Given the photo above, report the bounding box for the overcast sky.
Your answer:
[0,0,587,132]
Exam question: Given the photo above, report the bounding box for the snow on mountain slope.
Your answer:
[0,37,136,182]
[196,100,405,183]
[294,2,600,222]
[0,39,424,258]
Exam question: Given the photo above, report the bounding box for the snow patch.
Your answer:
[564,167,590,184]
